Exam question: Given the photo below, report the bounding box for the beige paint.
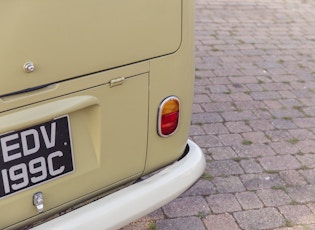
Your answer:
[0,0,195,228]
[0,0,181,96]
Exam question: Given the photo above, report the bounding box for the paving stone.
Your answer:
[203,213,240,230]
[230,92,253,101]
[265,130,293,142]
[259,155,301,171]
[233,101,266,111]
[271,119,297,130]
[257,62,284,71]
[193,135,222,148]
[194,94,211,103]
[251,91,282,101]
[120,222,149,230]
[209,76,232,85]
[279,205,315,225]
[287,185,315,203]
[121,209,164,230]
[278,89,298,99]
[235,192,264,210]
[227,84,249,93]
[162,197,210,218]
[257,189,292,206]
[194,85,210,94]
[252,109,273,120]
[304,107,315,117]
[189,124,205,136]
[270,108,304,119]
[274,226,305,230]
[210,93,232,102]
[191,112,223,124]
[157,217,206,230]
[289,129,315,140]
[241,173,285,191]
[206,194,242,214]
[214,69,242,79]
[264,100,284,109]
[296,140,315,154]
[295,153,315,168]
[267,83,294,93]
[206,160,244,177]
[234,208,285,230]
[220,111,257,122]
[202,123,229,135]
[299,169,315,184]
[269,74,297,83]
[240,159,264,174]
[302,225,315,230]
[201,102,236,113]
[208,84,229,94]
[279,99,302,108]
[242,131,270,144]
[213,176,246,193]
[245,83,264,92]
[279,170,308,187]
[293,118,315,129]
[307,203,315,214]
[219,133,244,146]
[293,89,315,98]
[136,209,164,222]
[234,143,276,158]
[228,76,259,84]
[181,179,217,197]
[194,77,212,86]
[269,142,300,155]
[225,121,252,133]
[208,146,237,160]
[192,103,205,113]
[300,98,315,107]
[249,119,274,131]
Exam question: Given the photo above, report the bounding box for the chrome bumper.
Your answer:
[33,139,205,230]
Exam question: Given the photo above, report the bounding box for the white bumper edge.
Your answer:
[32,139,205,230]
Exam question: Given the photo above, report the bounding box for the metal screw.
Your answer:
[23,62,35,73]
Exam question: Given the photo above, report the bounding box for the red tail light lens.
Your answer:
[158,96,180,137]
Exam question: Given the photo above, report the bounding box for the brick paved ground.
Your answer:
[123,0,315,229]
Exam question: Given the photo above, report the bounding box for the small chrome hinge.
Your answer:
[109,77,125,88]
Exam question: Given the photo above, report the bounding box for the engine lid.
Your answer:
[0,0,181,96]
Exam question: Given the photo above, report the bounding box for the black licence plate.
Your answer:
[0,116,74,198]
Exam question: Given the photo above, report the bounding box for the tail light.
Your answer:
[158,96,180,137]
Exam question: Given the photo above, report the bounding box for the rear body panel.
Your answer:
[1,63,149,228]
[0,0,198,228]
